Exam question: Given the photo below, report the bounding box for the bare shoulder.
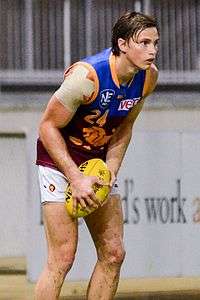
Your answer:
[142,63,158,98]
[64,62,94,80]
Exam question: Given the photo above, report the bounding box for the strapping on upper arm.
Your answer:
[54,63,98,111]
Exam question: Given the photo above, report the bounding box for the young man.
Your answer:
[35,11,159,300]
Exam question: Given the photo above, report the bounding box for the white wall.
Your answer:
[0,135,27,256]
[0,107,200,260]
[0,111,40,256]
[27,130,200,280]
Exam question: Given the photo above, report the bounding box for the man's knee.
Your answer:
[108,248,126,265]
[101,245,126,266]
[48,244,76,274]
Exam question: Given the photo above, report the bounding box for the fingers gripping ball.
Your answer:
[65,159,111,218]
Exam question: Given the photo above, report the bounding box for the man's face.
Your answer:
[122,27,159,70]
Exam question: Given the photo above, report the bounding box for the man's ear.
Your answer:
[118,38,127,54]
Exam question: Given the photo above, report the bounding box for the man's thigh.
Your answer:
[38,165,78,249]
[42,203,78,252]
[84,194,124,255]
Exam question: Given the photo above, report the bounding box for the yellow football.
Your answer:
[65,158,111,218]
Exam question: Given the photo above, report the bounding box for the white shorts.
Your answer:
[38,165,119,204]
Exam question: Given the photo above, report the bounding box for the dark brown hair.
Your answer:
[112,11,159,56]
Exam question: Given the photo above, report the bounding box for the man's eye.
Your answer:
[141,41,149,46]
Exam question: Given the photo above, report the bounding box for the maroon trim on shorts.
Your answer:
[36,159,58,170]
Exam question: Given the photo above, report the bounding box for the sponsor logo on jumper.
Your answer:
[100,89,115,108]
[118,97,141,111]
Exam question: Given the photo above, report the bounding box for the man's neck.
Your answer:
[115,54,138,85]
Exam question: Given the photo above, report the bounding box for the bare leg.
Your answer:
[85,194,125,300]
[35,203,78,300]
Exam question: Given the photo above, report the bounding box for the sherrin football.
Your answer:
[65,158,111,218]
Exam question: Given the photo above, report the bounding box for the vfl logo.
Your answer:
[118,97,141,111]
[100,89,115,108]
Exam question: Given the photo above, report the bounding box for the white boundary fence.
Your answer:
[0,132,27,256]
[26,130,200,282]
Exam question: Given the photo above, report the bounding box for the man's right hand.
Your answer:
[70,173,105,214]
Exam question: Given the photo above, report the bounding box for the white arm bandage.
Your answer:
[54,65,95,112]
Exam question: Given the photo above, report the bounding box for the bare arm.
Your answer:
[106,64,158,185]
[106,99,145,185]
[39,95,79,180]
[39,65,101,212]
